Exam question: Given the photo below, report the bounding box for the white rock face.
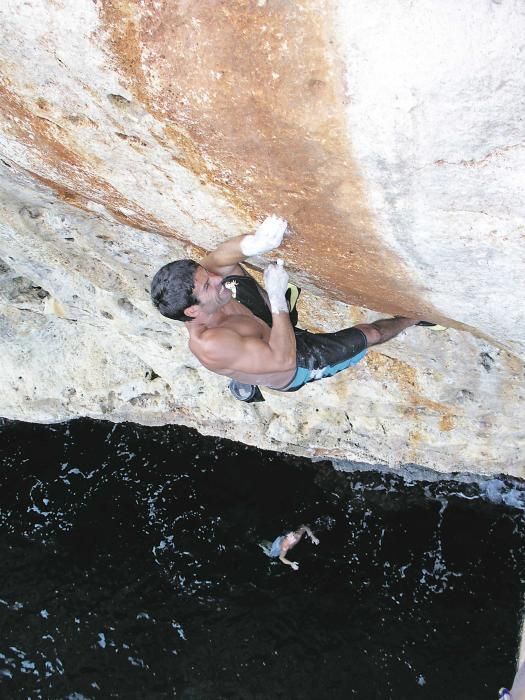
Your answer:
[336,0,525,351]
[0,1,523,477]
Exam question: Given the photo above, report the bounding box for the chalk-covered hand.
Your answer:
[310,535,320,545]
[290,562,299,571]
[264,260,289,314]
[240,215,288,257]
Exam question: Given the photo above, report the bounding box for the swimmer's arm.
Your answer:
[303,525,320,545]
[194,316,296,375]
[202,215,288,276]
[279,554,299,571]
[279,542,299,571]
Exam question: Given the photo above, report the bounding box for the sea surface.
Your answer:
[0,419,524,699]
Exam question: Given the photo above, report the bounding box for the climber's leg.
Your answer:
[355,316,417,347]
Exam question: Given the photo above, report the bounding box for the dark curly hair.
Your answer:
[150,259,199,322]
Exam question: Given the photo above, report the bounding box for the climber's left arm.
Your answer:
[201,215,288,277]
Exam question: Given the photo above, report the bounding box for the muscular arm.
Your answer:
[201,215,287,276]
[194,311,296,376]
[200,234,249,277]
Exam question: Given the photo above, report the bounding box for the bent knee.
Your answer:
[354,323,381,347]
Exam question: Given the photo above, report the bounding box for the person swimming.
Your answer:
[260,525,319,571]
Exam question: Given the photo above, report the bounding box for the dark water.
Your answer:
[0,419,524,699]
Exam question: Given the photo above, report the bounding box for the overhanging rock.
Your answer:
[0,1,523,476]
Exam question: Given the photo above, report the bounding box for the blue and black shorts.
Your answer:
[279,327,368,392]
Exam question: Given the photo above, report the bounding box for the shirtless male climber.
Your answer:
[150,215,432,400]
[260,525,319,571]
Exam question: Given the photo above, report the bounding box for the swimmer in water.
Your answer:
[260,525,319,571]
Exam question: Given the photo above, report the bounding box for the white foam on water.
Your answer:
[332,459,525,511]
[171,621,187,641]
[127,656,146,668]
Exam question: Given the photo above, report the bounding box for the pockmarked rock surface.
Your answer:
[0,1,524,476]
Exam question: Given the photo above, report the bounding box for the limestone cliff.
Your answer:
[0,1,523,476]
